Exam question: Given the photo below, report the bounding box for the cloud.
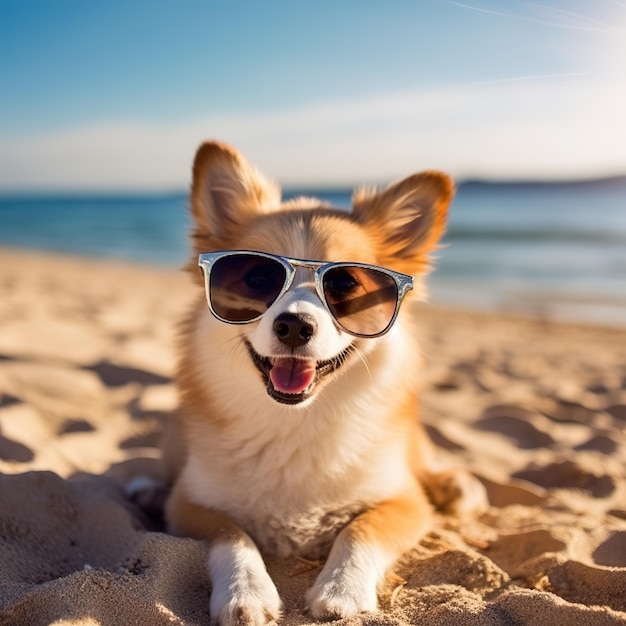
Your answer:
[1,75,625,191]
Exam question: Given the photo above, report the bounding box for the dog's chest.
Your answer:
[188,454,370,557]
[185,418,390,557]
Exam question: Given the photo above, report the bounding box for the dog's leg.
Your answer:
[307,484,432,620]
[167,481,282,626]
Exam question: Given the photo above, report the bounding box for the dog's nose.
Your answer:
[273,313,317,348]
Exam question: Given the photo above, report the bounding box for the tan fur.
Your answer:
[164,141,487,625]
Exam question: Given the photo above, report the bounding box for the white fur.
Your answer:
[175,145,461,625]
[208,538,282,626]
[183,307,420,561]
[307,531,393,619]
[184,266,424,622]
[252,284,353,361]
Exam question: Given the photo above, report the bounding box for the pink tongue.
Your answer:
[270,358,316,395]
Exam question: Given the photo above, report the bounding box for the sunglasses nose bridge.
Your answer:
[289,263,318,290]
[270,277,328,321]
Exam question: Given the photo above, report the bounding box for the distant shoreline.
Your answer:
[1,174,625,199]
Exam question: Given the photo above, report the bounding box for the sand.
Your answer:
[0,246,625,626]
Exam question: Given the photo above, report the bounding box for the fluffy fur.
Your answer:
[162,141,487,625]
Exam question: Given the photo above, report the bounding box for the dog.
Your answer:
[160,141,487,625]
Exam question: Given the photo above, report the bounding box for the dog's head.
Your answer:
[186,141,453,407]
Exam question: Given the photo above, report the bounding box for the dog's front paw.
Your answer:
[211,587,281,626]
[209,542,281,626]
[306,564,378,620]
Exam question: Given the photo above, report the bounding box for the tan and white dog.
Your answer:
[161,142,486,625]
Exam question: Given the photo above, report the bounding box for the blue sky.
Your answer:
[1,0,625,190]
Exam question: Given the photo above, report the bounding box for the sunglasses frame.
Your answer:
[198,250,414,338]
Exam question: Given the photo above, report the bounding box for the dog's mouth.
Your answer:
[245,341,353,405]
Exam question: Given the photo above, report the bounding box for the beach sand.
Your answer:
[0,247,625,626]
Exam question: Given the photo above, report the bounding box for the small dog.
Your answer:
[162,142,486,625]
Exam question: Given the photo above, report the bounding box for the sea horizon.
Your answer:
[1,173,625,199]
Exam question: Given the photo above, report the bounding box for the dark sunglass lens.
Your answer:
[210,255,286,321]
[323,266,398,336]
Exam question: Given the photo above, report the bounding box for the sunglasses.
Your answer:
[198,251,414,338]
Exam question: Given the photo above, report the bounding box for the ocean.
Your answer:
[1,179,625,326]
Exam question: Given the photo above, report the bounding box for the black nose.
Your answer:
[273,313,317,348]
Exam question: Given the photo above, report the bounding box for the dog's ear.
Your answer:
[352,171,454,274]
[190,141,280,244]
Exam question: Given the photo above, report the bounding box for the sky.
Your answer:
[1,0,625,191]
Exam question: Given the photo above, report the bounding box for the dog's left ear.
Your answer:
[352,171,454,273]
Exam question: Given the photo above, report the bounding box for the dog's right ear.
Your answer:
[190,142,280,245]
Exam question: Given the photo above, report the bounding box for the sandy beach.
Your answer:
[0,246,625,626]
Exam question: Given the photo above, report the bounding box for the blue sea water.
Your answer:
[1,180,625,326]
